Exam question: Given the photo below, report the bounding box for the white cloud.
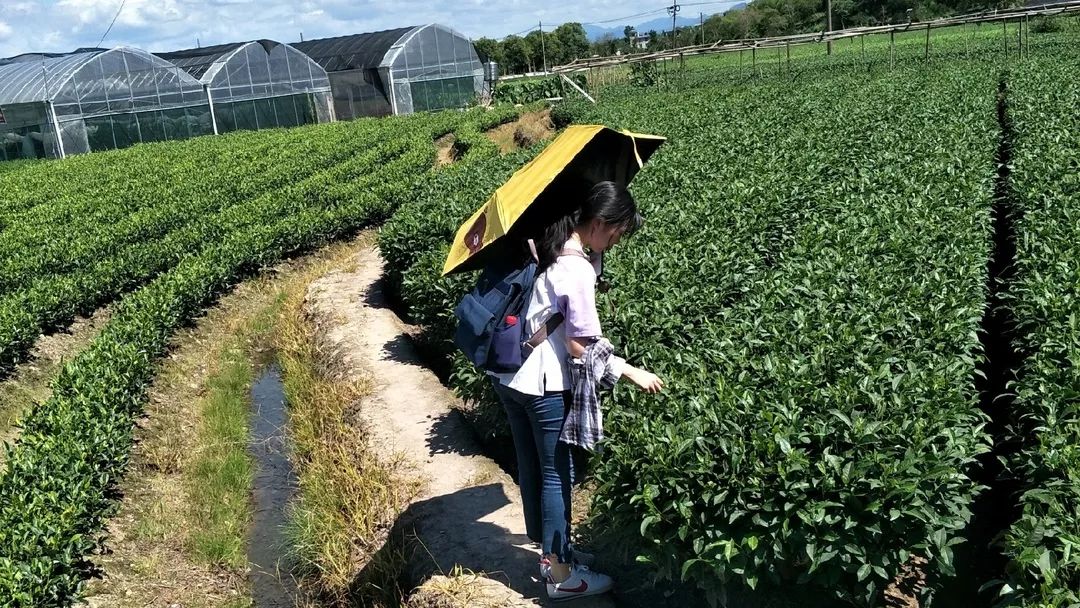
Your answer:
[0,0,665,57]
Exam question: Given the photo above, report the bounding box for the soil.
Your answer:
[486,109,555,153]
[303,246,614,607]
[883,555,929,608]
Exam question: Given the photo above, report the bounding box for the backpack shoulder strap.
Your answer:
[521,248,592,351]
[525,312,564,351]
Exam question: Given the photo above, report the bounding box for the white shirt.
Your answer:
[493,238,626,396]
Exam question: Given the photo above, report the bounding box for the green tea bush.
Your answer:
[384,59,1006,604]
[1000,55,1080,608]
[0,120,442,605]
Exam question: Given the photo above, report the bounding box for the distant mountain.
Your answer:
[583,24,621,42]
[584,16,699,42]
[636,15,702,35]
[582,5,749,42]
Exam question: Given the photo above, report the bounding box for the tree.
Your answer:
[524,29,561,71]
[472,37,503,65]
[553,23,590,64]
[623,25,637,44]
[591,33,619,57]
[501,35,532,74]
[703,13,725,41]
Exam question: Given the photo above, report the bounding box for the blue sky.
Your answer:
[0,0,685,57]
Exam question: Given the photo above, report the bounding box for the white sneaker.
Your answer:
[546,564,614,601]
[537,549,593,580]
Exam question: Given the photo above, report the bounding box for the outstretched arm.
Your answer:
[568,336,664,393]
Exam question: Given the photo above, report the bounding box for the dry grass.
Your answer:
[434,133,458,166]
[83,236,377,608]
[405,567,533,608]
[486,109,555,154]
[277,232,421,606]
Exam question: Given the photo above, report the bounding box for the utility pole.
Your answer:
[700,12,704,45]
[826,0,833,55]
[668,3,681,50]
[540,21,548,73]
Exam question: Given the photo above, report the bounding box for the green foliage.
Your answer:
[381,28,1080,608]
[629,62,665,87]
[378,49,1036,604]
[1029,16,1063,34]
[473,36,503,65]
[0,159,39,177]
[500,35,533,74]
[494,75,587,105]
[563,62,999,606]
[0,109,496,604]
[1000,54,1080,607]
[0,110,502,378]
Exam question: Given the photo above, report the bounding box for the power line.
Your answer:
[96,0,127,47]
[583,8,670,25]
[507,24,537,37]
[499,1,742,41]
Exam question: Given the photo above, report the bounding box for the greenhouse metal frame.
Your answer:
[0,47,212,160]
[293,23,484,119]
[156,39,334,135]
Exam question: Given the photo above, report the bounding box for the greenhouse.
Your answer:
[0,47,213,160]
[156,40,334,134]
[292,23,483,119]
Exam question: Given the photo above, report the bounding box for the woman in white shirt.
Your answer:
[491,181,663,601]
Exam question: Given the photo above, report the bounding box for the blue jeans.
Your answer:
[491,380,574,564]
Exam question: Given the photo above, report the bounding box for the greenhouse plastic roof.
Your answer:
[292,26,418,72]
[157,39,282,80]
[0,46,205,107]
[0,50,105,105]
[0,48,108,65]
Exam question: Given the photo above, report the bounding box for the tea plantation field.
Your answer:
[381,31,1080,607]
[0,105,521,605]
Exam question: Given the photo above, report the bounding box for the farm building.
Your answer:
[0,47,213,160]
[156,40,334,134]
[292,24,483,119]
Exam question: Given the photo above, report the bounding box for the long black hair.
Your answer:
[535,180,643,269]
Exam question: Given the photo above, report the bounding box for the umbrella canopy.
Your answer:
[442,124,665,276]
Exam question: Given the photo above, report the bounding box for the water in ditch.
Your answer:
[248,363,301,608]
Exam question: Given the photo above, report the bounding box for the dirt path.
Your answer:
[304,246,615,607]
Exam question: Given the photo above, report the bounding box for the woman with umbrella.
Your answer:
[444,126,666,601]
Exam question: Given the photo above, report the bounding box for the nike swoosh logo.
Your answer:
[560,579,589,593]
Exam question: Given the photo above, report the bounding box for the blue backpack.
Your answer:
[454,243,584,373]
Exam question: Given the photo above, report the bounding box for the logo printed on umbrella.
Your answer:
[465,213,486,255]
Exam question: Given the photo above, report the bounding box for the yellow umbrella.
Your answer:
[442,124,666,276]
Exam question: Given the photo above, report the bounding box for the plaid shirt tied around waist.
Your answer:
[562,337,619,451]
